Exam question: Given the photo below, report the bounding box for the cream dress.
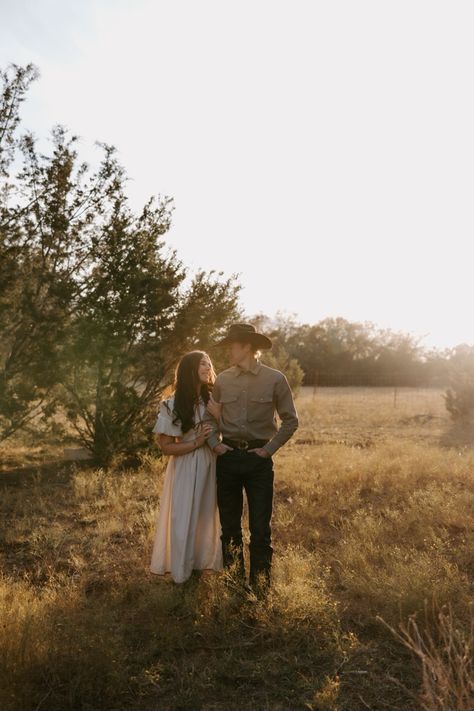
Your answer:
[150,395,223,583]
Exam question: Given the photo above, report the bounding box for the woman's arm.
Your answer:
[156,424,212,456]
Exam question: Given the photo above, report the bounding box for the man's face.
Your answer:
[227,341,252,366]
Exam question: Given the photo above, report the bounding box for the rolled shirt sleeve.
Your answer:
[263,374,299,456]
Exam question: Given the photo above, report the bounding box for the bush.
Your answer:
[444,346,474,421]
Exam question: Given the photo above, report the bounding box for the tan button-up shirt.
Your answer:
[204,361,299,456]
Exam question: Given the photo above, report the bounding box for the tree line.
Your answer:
[254,312,470,388]
[256,314,474,422]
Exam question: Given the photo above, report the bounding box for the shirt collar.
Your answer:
[234,361,262,377]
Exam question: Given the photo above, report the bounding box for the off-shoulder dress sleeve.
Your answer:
[152,399,182,437]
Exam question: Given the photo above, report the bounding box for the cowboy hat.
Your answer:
[214,323,273,349]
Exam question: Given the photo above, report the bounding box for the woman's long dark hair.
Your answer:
[167,351,216,433]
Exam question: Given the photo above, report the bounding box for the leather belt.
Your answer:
[222,437,269,451]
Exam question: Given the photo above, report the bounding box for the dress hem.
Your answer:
[149,566,223,582]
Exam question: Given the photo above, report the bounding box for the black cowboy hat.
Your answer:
[214,323,273,349]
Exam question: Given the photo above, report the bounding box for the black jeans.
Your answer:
[216,448,274,589]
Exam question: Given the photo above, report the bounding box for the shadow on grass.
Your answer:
[0,458,95,488]
[0,548,364,711]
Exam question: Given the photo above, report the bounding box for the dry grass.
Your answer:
[0,386,473,710]
[377,601,474,711]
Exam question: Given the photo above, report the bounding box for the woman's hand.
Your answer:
[194,423,213,448]
[206,394,222,421]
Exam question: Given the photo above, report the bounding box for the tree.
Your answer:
[0,63,38,178]
[260,345,304,395]
[0,108,123,442]
[0,62,242,462]
[60,191,241,464]
[444,345,474,421]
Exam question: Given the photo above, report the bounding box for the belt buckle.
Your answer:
[237,440,248,450]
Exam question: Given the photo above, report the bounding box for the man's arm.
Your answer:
[202,379,222,450]
[263,374,299,456]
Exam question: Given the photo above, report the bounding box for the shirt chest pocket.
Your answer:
[220,394,239,405]
[248,391,275,423]
[220,393,239,419]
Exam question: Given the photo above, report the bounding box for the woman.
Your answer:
[150,351,223,583]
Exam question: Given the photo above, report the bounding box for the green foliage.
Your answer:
[444,345,474,421]
[1,106,128,442]
[0,65,73,439]
[0,62,39,178]
[260,343,304,395]
[60,196,241,463]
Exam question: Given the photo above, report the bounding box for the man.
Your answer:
[204,322,299,597]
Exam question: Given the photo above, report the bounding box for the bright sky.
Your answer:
[1,0,473,350]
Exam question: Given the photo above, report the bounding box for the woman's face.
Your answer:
[197,354,213,384]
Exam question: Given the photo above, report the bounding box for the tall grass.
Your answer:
[0,387,473,710]
[378,601,474,711]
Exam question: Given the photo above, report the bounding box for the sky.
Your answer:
[1,0,473,351]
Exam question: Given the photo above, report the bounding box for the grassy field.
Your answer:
[1,386,473,711]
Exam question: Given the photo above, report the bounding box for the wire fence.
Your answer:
[297,379,448,412]
[303,367,449,389]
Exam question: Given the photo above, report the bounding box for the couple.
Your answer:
[149,323,299,596]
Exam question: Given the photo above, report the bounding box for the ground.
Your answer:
[1,386,473,711]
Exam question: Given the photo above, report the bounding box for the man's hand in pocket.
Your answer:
[213,443,234,456]
[248,447,271,458]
